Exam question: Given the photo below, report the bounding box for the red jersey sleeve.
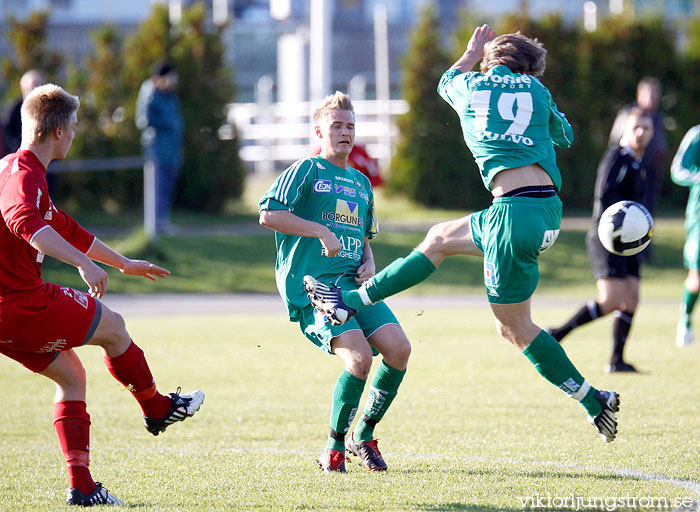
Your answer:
[0,170,95,253]
[0,170,50,244]
[50,206,95,253]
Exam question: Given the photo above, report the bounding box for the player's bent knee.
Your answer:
[419,229,450,261]
[494,322,533,350]
[348,358,372,380]
[391,338,412,365]
[495,322,513,342]
[599,296,623,313]
[686,272,700,293]
[335,345,373,379]
[88,306,130,348]
[687,279,699,294]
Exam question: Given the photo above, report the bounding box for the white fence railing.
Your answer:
[48,156,162,240]
[226,99,409,173]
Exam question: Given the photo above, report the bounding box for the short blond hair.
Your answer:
[313,91,354,125]
[21,84,80,144]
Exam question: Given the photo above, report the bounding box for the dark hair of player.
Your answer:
[481,32,547,77]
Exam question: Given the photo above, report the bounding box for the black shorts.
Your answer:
[586,228,641,280]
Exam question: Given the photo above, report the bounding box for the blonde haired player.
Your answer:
[259,92,411,472]
[0,84,204,506]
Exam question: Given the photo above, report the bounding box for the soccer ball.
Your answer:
[597,200,653,256]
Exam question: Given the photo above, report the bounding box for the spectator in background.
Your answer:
[2,69,45,156]
[135,62,184,234]
[609,77,668,217]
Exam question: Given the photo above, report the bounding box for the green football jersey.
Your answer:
[259,155,378,321]
[671,125,700,222]
[437,65,573,191]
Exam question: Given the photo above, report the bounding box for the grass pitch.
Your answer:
[0,294,698,511]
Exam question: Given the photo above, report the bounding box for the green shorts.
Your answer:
[684,217,700,270]
[297,275,400,355]
[470,195,562,304]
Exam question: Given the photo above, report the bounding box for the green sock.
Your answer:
[342,250,436,310]
[522,330,601,417]
[354,360,406,442]
[325,370,366,452]
[682,286,698,327]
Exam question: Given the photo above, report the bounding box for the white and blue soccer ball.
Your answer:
[597,200,654,256]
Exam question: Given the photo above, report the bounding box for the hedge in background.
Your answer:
[388,6,489,212]
[2,2,245,216]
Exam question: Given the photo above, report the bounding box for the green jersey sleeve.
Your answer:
[547,93,574,149]
[364,182,378,240]
[672,125,700,187]
[259,158,315,212]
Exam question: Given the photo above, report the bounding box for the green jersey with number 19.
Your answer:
[259,155,378,322]
[438,65,573,191]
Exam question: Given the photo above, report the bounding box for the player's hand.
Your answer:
[120,259,171,281]
[466,24,496,58]
[319,230,342,257]
[355,261,375,284]
[78,261,109,299]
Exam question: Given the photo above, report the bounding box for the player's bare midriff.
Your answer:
[490,163,554,197]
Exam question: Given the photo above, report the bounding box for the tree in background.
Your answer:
[2,2,244,216]
[569,16,682,210]
[61,26,142,213]
[388,6,487,211]
[123,2,244,214]
[0,11,61,103]
[170,4,244,213]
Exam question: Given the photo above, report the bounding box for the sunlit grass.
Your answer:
[1,297,698,510]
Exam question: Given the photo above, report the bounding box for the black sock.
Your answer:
[550,300,602,342]
[610,310,634,365]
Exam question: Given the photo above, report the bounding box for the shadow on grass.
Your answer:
[400,466,681,512]
[416,504,609,512]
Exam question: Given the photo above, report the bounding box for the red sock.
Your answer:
[53,401,96,495]
[104,341,171,419]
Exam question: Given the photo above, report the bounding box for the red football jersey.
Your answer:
[0,150,95,297]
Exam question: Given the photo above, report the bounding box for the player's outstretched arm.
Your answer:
[30,226,109,298]
[86,238,170,281]
[450,24,496,73]
[259,209,342,257]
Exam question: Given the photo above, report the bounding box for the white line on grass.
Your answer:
[133,444,700,501]
[398,452,700,500]
[17,444,698,509]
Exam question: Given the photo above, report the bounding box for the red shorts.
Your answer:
[0,283,101,373]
